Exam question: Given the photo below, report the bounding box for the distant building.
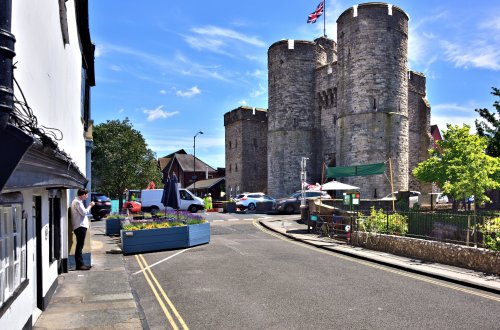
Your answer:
[225,3,432,198]
[158,149,224,196]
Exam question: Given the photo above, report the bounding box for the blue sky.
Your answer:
[89,0,500,169]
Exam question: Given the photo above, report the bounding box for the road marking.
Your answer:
[253,220,500,303]
[135,255,182,329]
[132,249,189,276]
[227,218,239,221]
[135,254,189,329]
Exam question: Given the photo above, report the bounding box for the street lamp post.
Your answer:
[193,131,203,194]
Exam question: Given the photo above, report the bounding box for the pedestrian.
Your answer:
[71,188,94,270]
[206,193,213,210]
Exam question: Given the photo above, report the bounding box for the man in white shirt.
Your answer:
[71,188,95,270]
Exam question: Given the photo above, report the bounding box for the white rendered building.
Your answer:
[0,0,94,328]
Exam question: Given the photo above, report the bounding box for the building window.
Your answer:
[0,204,27,308]
[229,141,232,149]
[48,191,62,263]
[236,164,238,172]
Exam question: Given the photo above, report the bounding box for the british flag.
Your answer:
[307,1,324,24]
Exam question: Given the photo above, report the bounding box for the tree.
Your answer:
[413,124,500,208]
[92,118,162,210]
[475,87,500,157]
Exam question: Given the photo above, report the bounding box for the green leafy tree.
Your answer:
[92,118,162,210]
[475,87,500,157]
[413,124,500,208]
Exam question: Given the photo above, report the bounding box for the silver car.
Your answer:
[235,192,275,211]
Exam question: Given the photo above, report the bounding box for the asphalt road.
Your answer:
[124,218,500,330]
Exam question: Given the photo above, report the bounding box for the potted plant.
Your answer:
[120,211,210,254]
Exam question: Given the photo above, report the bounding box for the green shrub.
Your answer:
[358,207,408,235]
[480,216,500,251]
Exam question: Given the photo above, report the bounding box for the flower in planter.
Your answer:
[121,212,206,231]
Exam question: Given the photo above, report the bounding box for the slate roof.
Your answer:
[186,177,225,190]
[158,149,217,173]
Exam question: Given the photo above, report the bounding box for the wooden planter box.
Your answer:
[105,217,124,236]
[121,222,210,255]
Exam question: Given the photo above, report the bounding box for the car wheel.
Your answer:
[285,205,295,214]
[150,206,159,214]
[93,215,101,221]
[248,203,256,211]
[189,205,198,213]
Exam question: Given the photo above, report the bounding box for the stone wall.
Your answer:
[408,71,432,193]
[267,40,320,198]
[224,107,268,196]
[352,232,500,275]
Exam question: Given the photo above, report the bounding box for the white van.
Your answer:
[140,188,204,213]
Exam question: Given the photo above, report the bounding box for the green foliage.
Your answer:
[358,207,408,235]
[475,87,500,157]
[121,216,206,231]
[479,216,500,251]
[107,214,127,220]
[413,124,500,205]
[91,118,162,209]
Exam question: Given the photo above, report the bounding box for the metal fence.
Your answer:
[352,208,500,249]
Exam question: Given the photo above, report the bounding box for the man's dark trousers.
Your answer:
[74,227,87,268]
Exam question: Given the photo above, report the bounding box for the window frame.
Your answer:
[0,204,28,309]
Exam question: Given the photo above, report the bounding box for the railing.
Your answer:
[351,208,500,250]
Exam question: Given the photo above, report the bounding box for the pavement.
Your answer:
[34,216,500,329]
[33,222,144,329]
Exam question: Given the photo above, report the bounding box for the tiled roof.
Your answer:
[186,177,225,190]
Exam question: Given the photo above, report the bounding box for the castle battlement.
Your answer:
[225,3,432,198]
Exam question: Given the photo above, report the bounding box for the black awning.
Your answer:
[3,141,87,191]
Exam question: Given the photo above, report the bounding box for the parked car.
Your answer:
[140,188,204,213]
[379,191,421,207]
[90,192,111,220]
[275,190,332,214]
[123,201,142,213]
[235,192,275,211]
[436,193,449,204]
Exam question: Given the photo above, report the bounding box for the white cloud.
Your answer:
[183,25,265,57]
[479,17,500,31]
[239,99,248,106]
[431,103,478,133]
[110,65,122,71]
[441,40,500,71]
[191,26,265,47]
[250,83,266,98]
[94,44,104,58]
[160,89,166,94]
[176,86,201,97]
[98,43,232,83]
[143,105,179,122]
[247,69,266,78]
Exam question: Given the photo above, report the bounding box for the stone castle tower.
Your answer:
[225,3,432,199]
[224,107,268,196]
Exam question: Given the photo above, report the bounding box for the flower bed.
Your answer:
[120,211,210,254]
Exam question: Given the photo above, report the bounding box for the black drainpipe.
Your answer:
[0,0,34,191]
[0,0,15,129]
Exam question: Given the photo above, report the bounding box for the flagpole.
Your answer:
[323,0,326,37]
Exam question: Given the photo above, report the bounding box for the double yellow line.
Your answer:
[135,254,189,330]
